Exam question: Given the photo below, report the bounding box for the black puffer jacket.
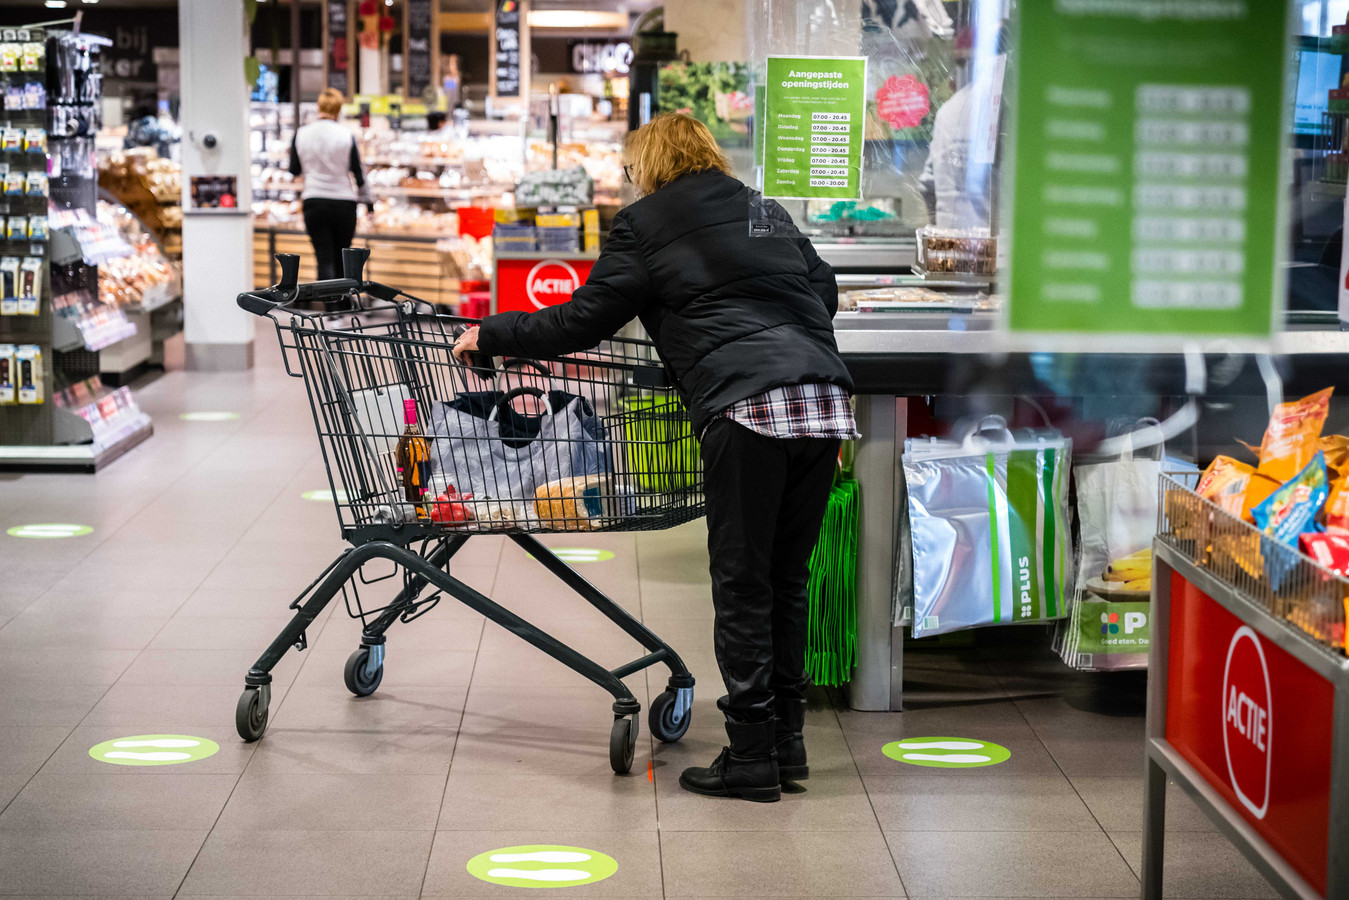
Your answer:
[477,170,853,435]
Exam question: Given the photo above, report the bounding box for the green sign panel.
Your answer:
[466,845,618,888]
[882,737,1010,768]
[7,523,92,539]
[1007,1,1292,339]
[89,735,220,766]
[763,56,867,199]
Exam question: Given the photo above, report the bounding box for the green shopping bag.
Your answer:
[805,466,859,687]
[621,396,699,491]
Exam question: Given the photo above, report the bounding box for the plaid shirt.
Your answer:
[714,382,860,440]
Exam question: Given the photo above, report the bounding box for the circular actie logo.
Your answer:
[89,735,220,766]
[525,260,580,310]
[179,412,240,422]
[7,523,93,539]
[301,489,349,503]
[1223,625,1272,820]
[882,737,1010,768]
[466,845,618,888]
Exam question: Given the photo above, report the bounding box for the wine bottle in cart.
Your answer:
[394,398,431,520]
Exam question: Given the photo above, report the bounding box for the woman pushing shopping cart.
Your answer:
[453,114,857,803]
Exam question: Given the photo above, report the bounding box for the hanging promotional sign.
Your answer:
[324,0,350,96]
[762,55,866,200]
[1006,1,1294,341]
[405,0,435,102]
[492,0,527,99]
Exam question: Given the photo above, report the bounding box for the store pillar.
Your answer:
[177,0,255,371]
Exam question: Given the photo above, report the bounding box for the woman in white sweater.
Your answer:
[288,88,369,280]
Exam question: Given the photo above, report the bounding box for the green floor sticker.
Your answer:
[466,845,618,888]
[179,412,240,422]
[7,523,93,539]
[882,737,1010,768]
[528,548,615,564]
[302,489,349,503]
[89,735,220,766]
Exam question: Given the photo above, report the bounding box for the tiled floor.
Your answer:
[0,336,1279,899]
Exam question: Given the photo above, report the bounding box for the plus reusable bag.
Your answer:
[904,418,1072,639]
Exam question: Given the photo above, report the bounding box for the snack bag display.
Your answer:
[1320,434,1349,477]
[1253,452,1329,540]
[1196,455,1254,517]
[1241,473,1282,523]
[1326,474,1349,533]
[1257,388,1332,482]
[1300,532,1349,576]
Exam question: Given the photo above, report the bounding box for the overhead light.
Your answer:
[528,11,628,29]
[44,0,68,8]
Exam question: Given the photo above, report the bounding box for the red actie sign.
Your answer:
[1223,625,1272,819]
[1166,572,1335,895]
[495,256,596,314]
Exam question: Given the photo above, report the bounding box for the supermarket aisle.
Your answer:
[0,337,1277,899]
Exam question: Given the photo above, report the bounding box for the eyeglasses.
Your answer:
[622,164,633,184]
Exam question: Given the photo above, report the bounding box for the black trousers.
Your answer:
[700,418,841,725]
[302,198,358,281]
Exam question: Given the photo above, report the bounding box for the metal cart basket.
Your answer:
[232,250,702,773]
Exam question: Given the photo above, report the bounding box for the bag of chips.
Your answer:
[1196,455,1254,518]
[1253,452,1329,590]
[1326,474,1349,534]
[1257,388,1332,483]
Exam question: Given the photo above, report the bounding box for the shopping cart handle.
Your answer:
[237,288,287,316]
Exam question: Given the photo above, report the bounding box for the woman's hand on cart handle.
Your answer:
[453,326,481,363]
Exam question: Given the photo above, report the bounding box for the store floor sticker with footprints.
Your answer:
[466,846,619,888]
[882,737,1011,768]
[89,735,220,766]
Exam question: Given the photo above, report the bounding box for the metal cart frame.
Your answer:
[1144,480,1349,898]
[231,250,699,774]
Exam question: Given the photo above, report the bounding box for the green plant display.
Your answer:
[657,62,752,147]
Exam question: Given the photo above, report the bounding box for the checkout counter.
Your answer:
[816,243,1349,711]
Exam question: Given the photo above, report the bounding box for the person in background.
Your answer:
[453,113,857,803]
[290,87,371,280]
[919,23,1008,228]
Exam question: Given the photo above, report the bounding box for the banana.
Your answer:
[1104,548,1153,582]
[1123,577,1152,591]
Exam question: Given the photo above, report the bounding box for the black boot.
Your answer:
[678,721,780,802]
[775,698,808,781]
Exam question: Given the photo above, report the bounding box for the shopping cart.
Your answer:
[232,250,702,773]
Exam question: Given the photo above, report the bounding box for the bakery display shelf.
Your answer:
[908,262,996,285]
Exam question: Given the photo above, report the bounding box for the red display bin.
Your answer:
[1144,479,1349,899]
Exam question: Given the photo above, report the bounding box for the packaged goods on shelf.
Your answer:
[0,342,12,403]
[1168,388,1349,654]
[53,376,150,453]
[51,207,132,264]
[916,225,998,275]
[97,150,182,257]
[14,342,39,403]
[93,200,181,312]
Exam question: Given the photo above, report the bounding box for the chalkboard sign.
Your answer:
[405,0,433,101]
[494,0,522,98]
[325,0,349,96]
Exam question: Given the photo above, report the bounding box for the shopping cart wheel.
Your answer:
[609,715,638,775]
[648,689,692,743]
[235,688,268,742]
[343,646,384,697]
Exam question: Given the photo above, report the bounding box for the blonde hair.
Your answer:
[624,113,731,196]
[317,88,345,119]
